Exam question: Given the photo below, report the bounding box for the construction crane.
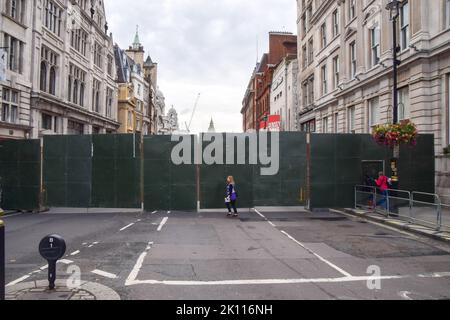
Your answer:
[185,93,201,133]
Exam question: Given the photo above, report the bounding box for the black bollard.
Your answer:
[39,235,66,291]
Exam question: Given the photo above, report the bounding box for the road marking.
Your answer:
[70,250,80,256]
[125,272,450,287]
[91,269,118,279]
[6,275,31,287]
[151,211,158,214]
[120,223,135,232]
[399,291,413,300]
[167,211,171,214]
[40,265,48,270]
[281,230,352,278]
[59,259,74,265]
[254,208,352,278]
[2,212,24,218]
[157,217,169,232]
[125,242,154,286]
[253,209,277,227]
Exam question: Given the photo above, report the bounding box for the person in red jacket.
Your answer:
[375,172,389,210]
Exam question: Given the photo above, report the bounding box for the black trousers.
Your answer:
[226,200,238,214]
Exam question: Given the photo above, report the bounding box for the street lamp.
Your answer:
[386,0,401,126]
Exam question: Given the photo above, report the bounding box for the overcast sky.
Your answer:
[106,0,297,133]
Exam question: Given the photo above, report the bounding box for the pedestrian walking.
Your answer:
[374,172,390,210]
[225,176,238,217]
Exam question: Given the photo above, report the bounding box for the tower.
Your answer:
[126,25,144,67]
[208,118,216,133]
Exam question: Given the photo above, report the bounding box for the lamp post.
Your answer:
[386,0,402,213]
[386,0,401,126]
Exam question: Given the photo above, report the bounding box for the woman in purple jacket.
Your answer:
[225,176,238,217]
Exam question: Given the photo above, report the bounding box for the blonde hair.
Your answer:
[227,176,235,184]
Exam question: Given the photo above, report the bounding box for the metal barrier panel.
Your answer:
[91,134,141,208]
[355,185,376,210]
[44,135,92,208]
[144,135,197,211]
[376,189,411,220]
[0,140,41,211]
[253,132,307,207]
[411,192,441,230]
[440,195,450,232]
[200,133,254,209]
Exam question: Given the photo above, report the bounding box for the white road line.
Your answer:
[253,208,352,278]
[58,259,74,265]
[70,250,81,256]
[6,275,31,287]
[157,217,169,232]
[91,269,118,279]
[120,223,135,232]
[151,211,158,214]
[125,242,154,286]
[281,230,352,278]
[253,209,277,227]
[40,265,48,270]
[125,272,450,287]
[167,211,171,214]
[2,212,24,218]
[399,291,413,300]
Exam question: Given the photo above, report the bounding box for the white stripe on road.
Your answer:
[281,230,352,278]
[58,259,74,265]
[6,275,31,287]
[157,217,169,232]
[151,211,158,214]
[254,208,352,278]
[70,250,80,256]
[125,242,154,286]
[125,272,450,287]
[91,269,118,279]
[120,223,135,232]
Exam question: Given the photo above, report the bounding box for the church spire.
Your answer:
[208,118,216,133]
[133,25,141,50]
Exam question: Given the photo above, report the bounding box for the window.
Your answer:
[447,0,450,28]
[334,113,339,133]
[94,42,103,68]
[350,41,357,79]
[41,113,52,130]
[398,87,410,120]
[301,119,316,133]
[128,110,133,128]
[307,76,314,105]
[67,120,84,135]
[5,0,26,24]
[107,55,113,76]
[332,9,340,37]
[308,37,314,65]
[321,65,327,96]
[322,117,329,133]
[71,28,88,56]
[321,23,327,48]
[333,56,340,89]
[44,0,62,37]
[106,88,113,118]
[302,45,307,68]
[348,106,355,133]
[371,26,380,66]
[1,88,19,124]
[400,1,410,50]
[349,0,356,21]
[3,34,24,74]
[92,79,101,113]
[40,46,58,95]
[68,64,86,106]
[369,97,380,127]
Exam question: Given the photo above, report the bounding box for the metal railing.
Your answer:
[0,220,4,300]
[355,185,443,231]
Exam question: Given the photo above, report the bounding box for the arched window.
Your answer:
[80,83,85,107]
[40,62,47,92]
[49,67,56,95]
[73,80,78,105]
[95,91,100,113]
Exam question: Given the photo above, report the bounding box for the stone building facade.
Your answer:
[31,0,119,137]
[296,0,450,196]
[0,0,35,139]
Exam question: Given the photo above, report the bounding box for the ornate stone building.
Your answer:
[297,0,450,196]
[31,0,119,137]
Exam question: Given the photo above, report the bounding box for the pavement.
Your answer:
[3,208,450,300]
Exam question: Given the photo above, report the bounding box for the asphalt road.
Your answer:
[3,208,450,300]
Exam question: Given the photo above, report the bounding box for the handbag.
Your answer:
[225,196,231,203]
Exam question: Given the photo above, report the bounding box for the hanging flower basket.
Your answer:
[372,120,418,148]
